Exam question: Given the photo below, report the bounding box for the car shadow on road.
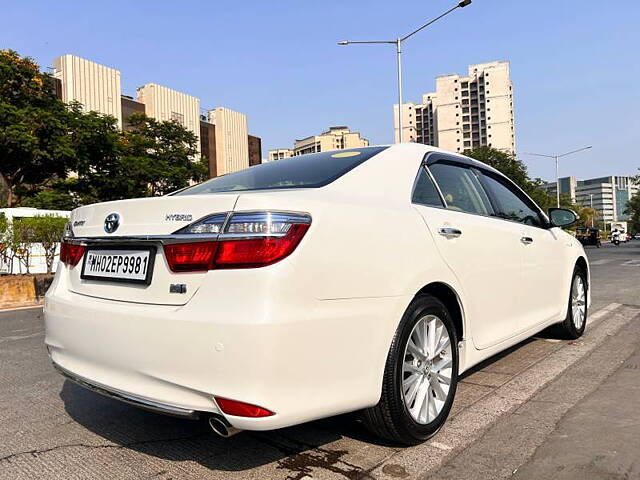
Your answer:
[59,380,387,476]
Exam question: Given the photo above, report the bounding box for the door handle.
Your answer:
[521,236,534,245]
[439,227,462,238]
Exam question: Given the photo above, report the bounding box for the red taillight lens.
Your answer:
[60,241,85,267]
[164,241,218,272]
[214,397,274,417]
[215,223,310,269]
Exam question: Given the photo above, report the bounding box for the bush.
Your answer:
[1,214,67,274]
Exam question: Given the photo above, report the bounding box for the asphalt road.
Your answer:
[1,241,639,479]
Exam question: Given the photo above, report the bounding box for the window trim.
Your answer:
[421,152,551,229]
[410,163,447,209]
[424,155,495,217]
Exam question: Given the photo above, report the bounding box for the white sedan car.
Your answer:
[45,143,589,445]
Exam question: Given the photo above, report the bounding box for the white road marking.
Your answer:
[621,259,640,267]
[588,259,613,265]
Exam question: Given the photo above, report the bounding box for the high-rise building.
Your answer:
[53,54,122,128]
[269,126,369,160]
[136,83,201,154]
[395,61,515,154]
[206,107,251,176]
[51,54,262,177]
[544,175,638,224]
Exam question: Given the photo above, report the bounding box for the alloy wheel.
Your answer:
[401,314,453,424]
[571,275,586,330]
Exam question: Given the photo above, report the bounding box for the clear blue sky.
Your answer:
[3,0,639,181]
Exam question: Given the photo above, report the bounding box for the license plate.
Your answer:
[81,247,156,285]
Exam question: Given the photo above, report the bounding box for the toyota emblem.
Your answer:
[104,213,120,233]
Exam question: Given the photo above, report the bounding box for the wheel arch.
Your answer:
[416,282,466,342]
[575,255,588,280]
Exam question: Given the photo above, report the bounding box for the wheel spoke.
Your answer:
[407,338,425,360]
[404,374,421,406]
[403,362,421,375]
[433,356,452,372]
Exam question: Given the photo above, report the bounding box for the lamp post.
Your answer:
[338,0,472,143]
[523,146,592,208]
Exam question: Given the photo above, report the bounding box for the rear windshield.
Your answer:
[176,146,388,195]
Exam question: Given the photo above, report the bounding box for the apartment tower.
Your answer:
[395,61,515,154]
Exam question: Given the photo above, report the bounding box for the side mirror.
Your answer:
[548,208,579,227]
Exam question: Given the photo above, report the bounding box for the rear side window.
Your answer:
[429,162,493,216]
[176,147,388,195]
[412,167,444,207]
[480,173,544,227]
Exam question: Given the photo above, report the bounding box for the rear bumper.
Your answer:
[52,361,199,419]
[44,269,409,430]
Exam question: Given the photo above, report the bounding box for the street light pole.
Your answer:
[338,0,472,144]
[524,146,593,208]
[396,38,403,142]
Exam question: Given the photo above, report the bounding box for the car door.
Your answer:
[478,171,566,329]
[412,155,525,349]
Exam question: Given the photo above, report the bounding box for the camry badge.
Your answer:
[104,213,120,234]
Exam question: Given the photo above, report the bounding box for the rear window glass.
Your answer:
[176,146,388,195]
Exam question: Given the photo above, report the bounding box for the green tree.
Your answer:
[10,217,36,274]
[463,146,529,189]
[624,191,640,235]
[0,50,77,207]
[31,215,67,273]
[120,113,208,197]
[464,146,557,212]
[0,212,8,269]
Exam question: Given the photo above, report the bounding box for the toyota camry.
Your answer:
[44,143,589,444]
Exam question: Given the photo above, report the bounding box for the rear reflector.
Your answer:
[60,241,85,267]
[214,397,274,417]
[164,241,218,272]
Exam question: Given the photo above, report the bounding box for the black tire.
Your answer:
[362,294,458,445]
[555,266,588,340]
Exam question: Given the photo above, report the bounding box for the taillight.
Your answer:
[60,241,85,267]
[214,396,274,417]
[164,242,218,272]
[164,211,310,272]
[215,223,309,268]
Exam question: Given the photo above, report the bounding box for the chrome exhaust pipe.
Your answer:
[208,416,241,438]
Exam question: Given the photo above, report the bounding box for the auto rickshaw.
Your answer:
[576,227,601,247]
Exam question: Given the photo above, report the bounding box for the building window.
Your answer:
[461,82,468,88]
[462,107,469,113]
[170,112,184,125]
[463,115,470,121]
[464,141,471,147]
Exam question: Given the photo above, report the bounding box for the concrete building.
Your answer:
[51,54,262,177]
[270,126,369,159]
[53,54,122,128]
[136,83,201,154]
[544,175,638,224]
[202,107,263,176]
[248,135,262,167]
[395,61,515,154]
[267,149,293,162]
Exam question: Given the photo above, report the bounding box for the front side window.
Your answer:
[429,162,493,216]
[412,167,444,207]
[480,173,544,227]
